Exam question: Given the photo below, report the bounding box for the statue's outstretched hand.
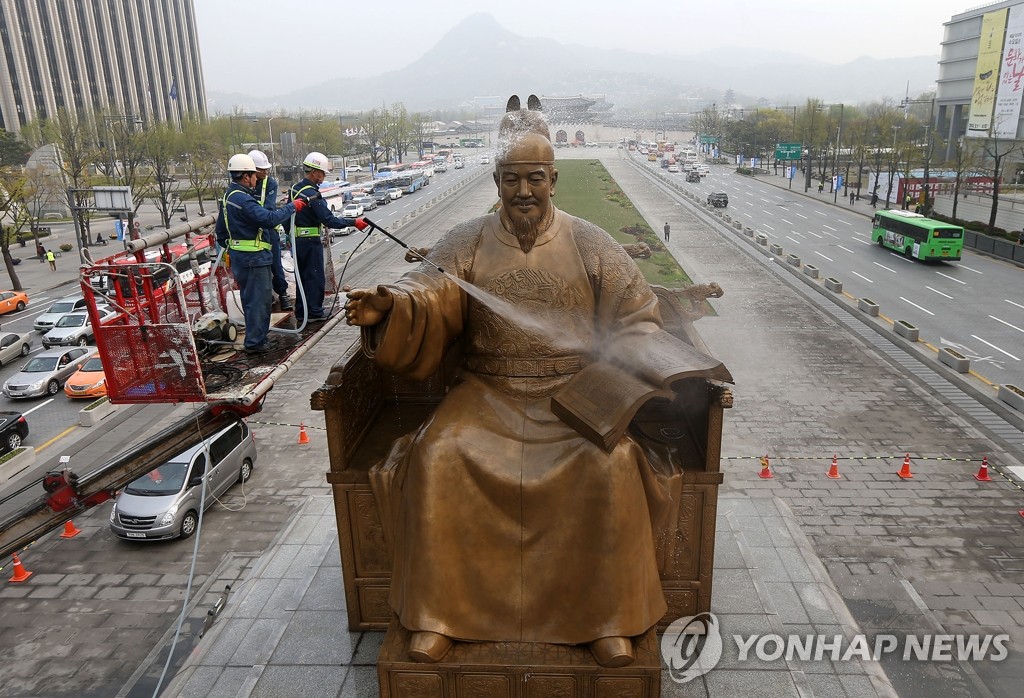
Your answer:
[343,285,394,326]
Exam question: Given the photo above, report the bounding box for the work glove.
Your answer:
[354,217,369,231]
[293,199,307,213]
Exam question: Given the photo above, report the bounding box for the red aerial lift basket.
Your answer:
[80,229,233,404]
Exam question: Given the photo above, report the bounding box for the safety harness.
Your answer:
[290,183,321,237]
[221,187,271,252]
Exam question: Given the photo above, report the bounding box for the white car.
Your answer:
[667,164,679,173]
[42,307,118,349]
[0,331,33,366]
[341,203,363,218]
[696,164,710,176]
[479,156,491,164]
[345,165,363,173]
[387,187,402,200]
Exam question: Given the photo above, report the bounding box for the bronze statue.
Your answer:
[344,98,711,669]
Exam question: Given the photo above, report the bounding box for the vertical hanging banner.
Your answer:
[967,8,1009,137]
[994,4,1024,138]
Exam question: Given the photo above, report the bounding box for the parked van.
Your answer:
[109,419,256,540]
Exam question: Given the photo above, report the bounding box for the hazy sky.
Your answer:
[195,0,971,95]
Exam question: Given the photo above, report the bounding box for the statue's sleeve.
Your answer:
[571,218,662,345]
[360,219,483,380]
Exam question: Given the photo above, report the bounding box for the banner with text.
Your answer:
[994,4,1024,138]
[967,8,1009,137]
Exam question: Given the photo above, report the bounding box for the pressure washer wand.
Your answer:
[358,218,445,274]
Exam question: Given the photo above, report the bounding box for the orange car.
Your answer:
[0,290,28,316]
[63,352,107,399]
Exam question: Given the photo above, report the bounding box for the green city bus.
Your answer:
[871,209,964,261]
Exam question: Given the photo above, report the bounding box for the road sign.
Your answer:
[775,142,802,160]
[700,135,718,144]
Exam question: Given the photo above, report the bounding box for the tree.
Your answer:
[144,124,182,228]
[978,123,1024,234]
[0,166,28,289]
[946,137,983,220]
[36,109,98,250]
[179,119,223,216]
[0,130,30,167]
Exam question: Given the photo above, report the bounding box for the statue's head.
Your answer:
[494,95,557,253]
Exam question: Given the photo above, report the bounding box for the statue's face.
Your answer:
[494,133,558,233]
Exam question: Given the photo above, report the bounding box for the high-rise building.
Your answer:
[0,0,206,135]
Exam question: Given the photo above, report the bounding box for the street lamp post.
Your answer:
[886,125,901,209]
[900,97,936,212]
[267,116,276,171]
[832,104,844,203]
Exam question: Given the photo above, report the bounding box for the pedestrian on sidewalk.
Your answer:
[870,191,878,208]
[818,181,824,194]
[663,222,670,242]
[849,191,855,205]
[45,248,56,271]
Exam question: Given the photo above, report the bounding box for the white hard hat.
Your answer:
[302,152,331,174]
[227,153,257,173]
[248,149,271,169]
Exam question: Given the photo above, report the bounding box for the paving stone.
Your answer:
[250,664,348,698]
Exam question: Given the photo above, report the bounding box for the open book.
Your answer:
[551,329,732,451]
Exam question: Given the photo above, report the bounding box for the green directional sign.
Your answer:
[699,135,718,144]
[775,142,802,159]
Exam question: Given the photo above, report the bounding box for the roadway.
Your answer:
[632,153,1024,390]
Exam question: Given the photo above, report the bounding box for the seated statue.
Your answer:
[344,97,718,669]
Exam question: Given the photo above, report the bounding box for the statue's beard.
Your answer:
[510,199,546,252]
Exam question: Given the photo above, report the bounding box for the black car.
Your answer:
[372,191,392,206]
[686,171,701,183]
[0,411,29,453]
[707,192,729,208]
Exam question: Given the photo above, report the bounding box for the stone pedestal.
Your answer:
[378,620,662,698]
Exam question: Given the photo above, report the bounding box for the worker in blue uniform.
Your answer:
[249,149,293,311]
[216,153,309,353]
[288,152,361,322]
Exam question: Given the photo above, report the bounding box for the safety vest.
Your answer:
[290,183,321,237]
[222,188,271,252]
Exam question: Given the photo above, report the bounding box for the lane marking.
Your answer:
[823,225,837,231]
[781,219,794,225]
[836,245,856,254]
[959,264,983,274]
[823,231,840,239]
[851,271,874,283]
[899,297,935,316]
[854,238,871,245]
[806,230,823,239]
[936,271,966,285]
[971,334,1020,361]
[786,235,802,245]
[814,251,834,262]
[24,398,55,415]
[888,252,913,264]
[814,210,827,216]
[989,315,1024,333]
[873,262,897,274]
[926,286,954,299]
[1005,299,1024,310]
[763,224,775,231]
[838,219,851,225]
[795,213,808,219]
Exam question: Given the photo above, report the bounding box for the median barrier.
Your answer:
[939,347,970,373]
[787,253,801,266]
[769,243,784,255]
[803,264,819,278]
[744,227,755,237]
[857,297,880,317]
[756,234,768,246]
[893,320,919,341]
[824,277,843,293]
[734,221,742,230]
[997,384,1024,412]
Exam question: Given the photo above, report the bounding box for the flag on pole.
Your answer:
[168,79,178,101]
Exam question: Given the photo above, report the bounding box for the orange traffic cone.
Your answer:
[827,454,841,479]
[758,455,773,479]
[974,456,992,482]
[297,423,310,445]
[59,520,81,539]
[8,553,32,583]
[897,453,913,479]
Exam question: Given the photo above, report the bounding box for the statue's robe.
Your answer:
[364,208,668,644]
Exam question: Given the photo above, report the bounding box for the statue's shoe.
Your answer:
[408,631,453,663]
[590,636,635,667]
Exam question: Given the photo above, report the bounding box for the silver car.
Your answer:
[33,294,89,333]
[0,331,33,366]
[42,307,117,349]
[2,346,91,398]
[109,419,257,540]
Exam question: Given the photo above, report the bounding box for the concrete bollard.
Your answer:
[824,277,843,293]
[787,253,801,266]
[939,347,970,373]
[997,384,1024,412]
[756,234,768,246]
[858,297,880,316]
[769,243,784,255]
[744,227,755,237]
[734,221,743,230]
[803,264,819,278]
[893,320,919,341]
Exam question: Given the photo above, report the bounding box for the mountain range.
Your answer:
[208,13,939,114]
